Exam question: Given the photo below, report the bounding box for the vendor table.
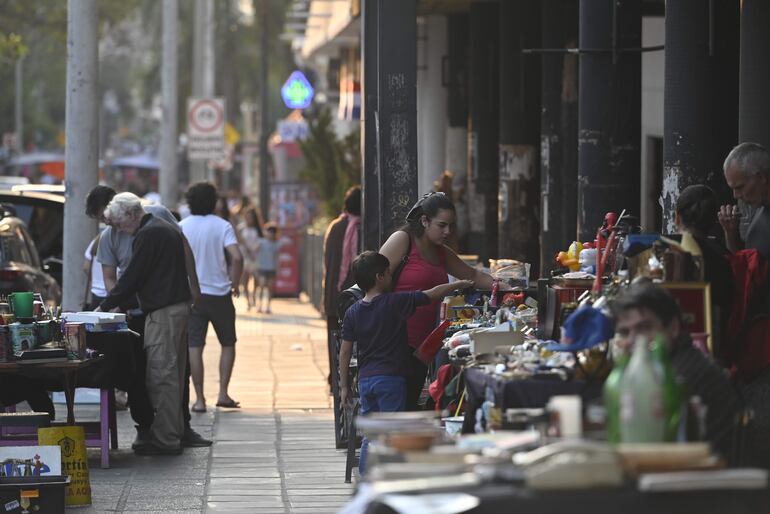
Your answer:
[362,482,770,514]
[462,367,603,433]
[0,358,103,425]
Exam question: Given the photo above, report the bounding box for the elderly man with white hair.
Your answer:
[719,142,770,258]
[97,192,192,456]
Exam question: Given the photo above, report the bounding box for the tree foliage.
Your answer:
[299,108,361,219]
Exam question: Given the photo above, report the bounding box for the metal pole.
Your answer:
[14,56,23,152]
[63,0,99,311]
[259,0,270,221]
[160,0,179,207]
[189,0,211,184]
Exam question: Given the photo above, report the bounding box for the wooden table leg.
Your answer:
[63,371,75,425]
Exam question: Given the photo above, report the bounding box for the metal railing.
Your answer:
[300,228,324,313]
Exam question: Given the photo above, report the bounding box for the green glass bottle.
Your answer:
[650,334,682,442]
[603,343,630,444]
[620,336,666,443]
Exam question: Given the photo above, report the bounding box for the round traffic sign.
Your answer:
[188,99,224,133]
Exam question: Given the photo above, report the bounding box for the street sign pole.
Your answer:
[160,0,179,208]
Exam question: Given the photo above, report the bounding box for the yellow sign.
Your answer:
[225,122,240,146]
[38,426,91,507]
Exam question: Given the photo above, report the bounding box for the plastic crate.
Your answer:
[0,475,69,513]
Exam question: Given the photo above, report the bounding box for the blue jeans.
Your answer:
[357,375,406,475]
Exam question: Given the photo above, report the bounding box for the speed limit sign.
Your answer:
[187,97,226,161]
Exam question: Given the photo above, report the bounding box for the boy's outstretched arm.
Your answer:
[339,339,354,406]
[423,280,474,302]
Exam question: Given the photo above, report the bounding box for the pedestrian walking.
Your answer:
[180,182,244,412]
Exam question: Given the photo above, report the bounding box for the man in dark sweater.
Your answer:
[97,193,191,455]
[612,282,742,460]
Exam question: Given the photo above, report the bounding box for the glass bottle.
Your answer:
[619,336,665,442]
[603,340,630,444]
[650,334,682,441]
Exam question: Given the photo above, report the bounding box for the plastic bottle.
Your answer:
[619,336,665,443]
[650,334,682,442]
[603,341,630,444]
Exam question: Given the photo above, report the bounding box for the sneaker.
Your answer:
[134,442,183,456]
[114,390,128,411]
[182,427,212,447]
[131,425,152,450]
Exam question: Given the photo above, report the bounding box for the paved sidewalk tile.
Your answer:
[64,297,352,513]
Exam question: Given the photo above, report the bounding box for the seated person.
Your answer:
[612,281,741,460]
[339,251,471,475]
[0,377,55,420]
[673,184,734,359]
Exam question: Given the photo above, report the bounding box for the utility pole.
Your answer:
[160,0,179,207]
[63,0,99,311]
[14,56,23,152]
[190,0,215,184]
[258,0,270,221]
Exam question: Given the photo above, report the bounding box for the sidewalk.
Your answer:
[74,296,353,513]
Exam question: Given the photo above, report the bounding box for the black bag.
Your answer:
[391,234,412,287]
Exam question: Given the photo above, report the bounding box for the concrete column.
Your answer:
[190,0,214,184]
[498,0,540,274]
[361,0,380,250]
[63,0,99,310]
[416,16,448,195]
[540,0,579,275]
[661,0,739,233]
[577,0,641,241]
[739,0,770,148]
[160,0,179,208]
[468,0,500,263]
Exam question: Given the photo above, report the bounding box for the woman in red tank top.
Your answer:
[380,192,497,410]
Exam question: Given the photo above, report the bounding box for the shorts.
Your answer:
[258,270,276,280]
[188,294,237,348]
[243,258,258,274]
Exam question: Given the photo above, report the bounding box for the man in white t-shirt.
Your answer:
[180,182,244,411]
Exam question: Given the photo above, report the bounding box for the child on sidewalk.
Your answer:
[255,223,280,313]
[339,251,472,475]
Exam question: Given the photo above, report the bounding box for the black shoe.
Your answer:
[182,427,212,447]
[134,442,183,456]
[131,425,152,450]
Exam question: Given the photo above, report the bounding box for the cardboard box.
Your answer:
[470,326,524,355]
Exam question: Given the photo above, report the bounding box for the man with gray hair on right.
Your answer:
[718,142,770,258]
[96,193,192,455]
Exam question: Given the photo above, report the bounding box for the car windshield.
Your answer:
[4,203,61,261]
[0,232,33,266]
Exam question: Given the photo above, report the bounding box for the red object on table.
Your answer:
[414,318,452,365]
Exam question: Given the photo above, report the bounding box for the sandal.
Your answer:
[215,399,241,408]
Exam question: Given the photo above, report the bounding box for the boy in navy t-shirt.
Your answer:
[339,251,472,474]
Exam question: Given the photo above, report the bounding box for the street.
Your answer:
[73,296,353,513]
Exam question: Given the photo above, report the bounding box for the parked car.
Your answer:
[0,211,62,304]
[0,190,64,285]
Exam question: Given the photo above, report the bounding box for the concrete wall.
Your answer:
[416,16,449,195]
[640,16,665,231]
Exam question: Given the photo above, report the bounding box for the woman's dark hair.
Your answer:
[352,251,390,292]
[85,185,117,218]
[611,279,681,327]
[399,191,455,237]
[343,186,362,216]
[185,182,218,215]
[675,184,718,235]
